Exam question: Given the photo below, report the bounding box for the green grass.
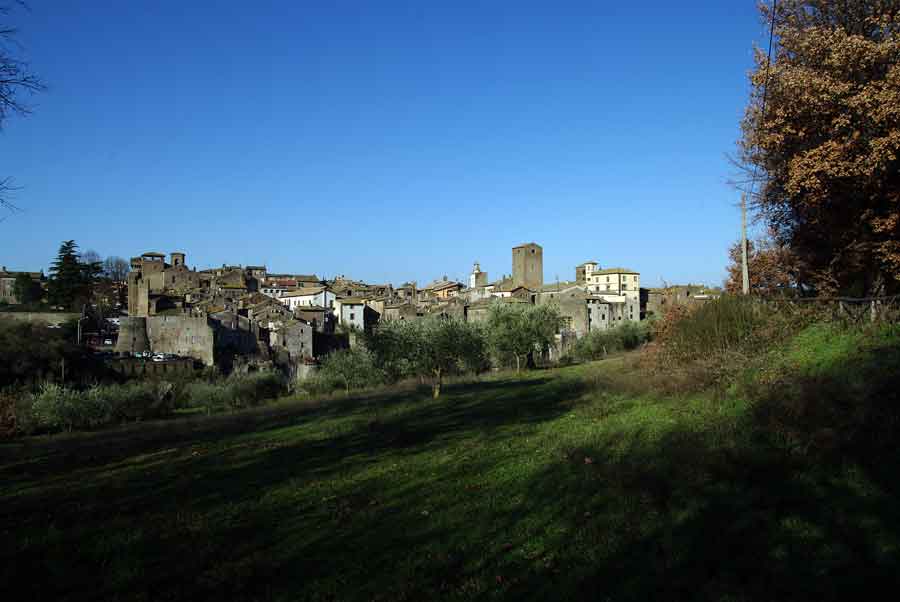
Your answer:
[2,339,900,601]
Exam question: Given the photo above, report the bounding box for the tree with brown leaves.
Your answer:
[725,236,799,296]
[741,0,900,296]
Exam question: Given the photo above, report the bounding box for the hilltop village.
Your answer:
[47,242,711,380]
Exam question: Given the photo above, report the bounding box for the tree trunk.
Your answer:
[432,369,442,399]
[515,355,521,373]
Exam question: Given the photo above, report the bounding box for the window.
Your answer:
[350,313,355,320]
[606,276,610,282]
[622,283,627,290]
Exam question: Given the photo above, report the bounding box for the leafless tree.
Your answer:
[1,2,44,216]
[103,256,130,283]
[81,249,102,266]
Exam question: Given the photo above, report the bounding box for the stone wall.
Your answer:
[146,315,215,366]
[107,357,196,378]
[0,312,80,327]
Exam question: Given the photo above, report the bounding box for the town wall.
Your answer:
[146,315,215,366]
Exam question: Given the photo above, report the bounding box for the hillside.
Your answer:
[2,328,899,601]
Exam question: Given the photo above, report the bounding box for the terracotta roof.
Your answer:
[280,286,327,298]
[594,267,639,275]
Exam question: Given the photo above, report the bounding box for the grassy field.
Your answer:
[2,339,900,601]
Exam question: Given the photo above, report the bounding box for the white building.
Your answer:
[578,265,641,327]
[333,297,367,331]
[278,287,336,311]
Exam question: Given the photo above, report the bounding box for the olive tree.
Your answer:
[487,302,563,372]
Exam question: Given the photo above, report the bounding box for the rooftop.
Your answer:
[280,286,327,297]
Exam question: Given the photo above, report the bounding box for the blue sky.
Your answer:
[2,1,765,287]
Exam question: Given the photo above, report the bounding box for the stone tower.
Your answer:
[115,317,150,355]
[171,252,186,267]
[512,242,543,290]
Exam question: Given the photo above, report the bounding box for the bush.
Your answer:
[20,381,176,433]
[568,322,652,362]
[185,371,287,413]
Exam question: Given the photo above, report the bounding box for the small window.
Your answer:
[350,313,355,320]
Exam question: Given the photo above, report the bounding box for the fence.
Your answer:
[763,295,900,325]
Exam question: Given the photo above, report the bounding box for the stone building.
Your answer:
[127,251,202,316]
[382,303,422,321]
[421,276,464,300]
[512,242,543,290]
[643,284,722,318]
[0,266,43,304]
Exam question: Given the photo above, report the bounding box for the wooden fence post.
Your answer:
[871,299,877,323]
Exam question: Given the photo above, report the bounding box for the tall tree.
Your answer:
[1,3,44,216]
[47,240,95,311]
[741,0,900,296]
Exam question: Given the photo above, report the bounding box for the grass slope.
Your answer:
[2,337,900,601]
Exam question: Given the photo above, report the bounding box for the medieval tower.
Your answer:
[512,242,543,290]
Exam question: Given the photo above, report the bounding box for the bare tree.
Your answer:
[81,249,102,266]
[103,256,130,283]
[1,2,44,216]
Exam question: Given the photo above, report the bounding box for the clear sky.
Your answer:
[2,1,766,287]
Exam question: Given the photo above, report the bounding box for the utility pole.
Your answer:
[741,193,750,295]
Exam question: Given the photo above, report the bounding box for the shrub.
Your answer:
[185,371,286,413]
[224,372,286,409]
[16,380,178,434]
[568,322,652,362]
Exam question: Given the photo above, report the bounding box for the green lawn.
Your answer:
[2,353,899,601]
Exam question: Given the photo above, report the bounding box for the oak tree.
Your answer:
[742,0,900,295]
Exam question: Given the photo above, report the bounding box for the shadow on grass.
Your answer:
[6,340,899,602]
[0,372,590,601]
[0,374,558,483]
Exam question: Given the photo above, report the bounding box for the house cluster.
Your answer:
[4,243,721,378]
[111,243,654,376]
